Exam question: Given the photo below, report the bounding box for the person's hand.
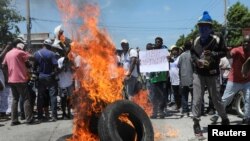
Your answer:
[196,60,204,68]
[242,68,249,78]
[167,55,171,60]
[242,73,249,78]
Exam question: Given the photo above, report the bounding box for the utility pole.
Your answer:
[26,0,31,48]
[224,0,228,46]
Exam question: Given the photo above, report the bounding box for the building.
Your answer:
[24,33,51,53]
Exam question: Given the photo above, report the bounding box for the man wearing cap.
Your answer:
[168,45,181,111]
[2,39,34,125]
[34,39,58,122]
[190,11,228,138]
[120,39,139,100]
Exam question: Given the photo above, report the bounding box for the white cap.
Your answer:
[43,38,52,46]
[120,39,128,44]
[16,43,25,50]
[170,45,178,50]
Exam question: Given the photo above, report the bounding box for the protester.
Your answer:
[34,39,58,122]
[168,45,181,111]
[57,56,74,119]
[178,41,193,117]
[2,39,35,126]
[149,37,169,118]
[0,42,13,121]
[120,39,139,100]
[144,43,154,107]
[211,34,250,125]
[219,57,231,95]
[190,11,228,138]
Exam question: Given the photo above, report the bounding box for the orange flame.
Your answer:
[132,90,153,116]
[154,125,179,141]
[56,0,153,140]
[57,0,124,140]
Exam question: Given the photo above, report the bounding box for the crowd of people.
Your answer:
[0,11,250,140]
[0,25,74,126]
[118,11,250,139]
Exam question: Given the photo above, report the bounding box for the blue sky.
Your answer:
[12,0,250,50]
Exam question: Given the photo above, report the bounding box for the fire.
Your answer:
[56,0,153,140]
[56,0,124,140]
[154,125,179,141]
[132,90,153,116]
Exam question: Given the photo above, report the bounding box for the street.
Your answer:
[0,108,242,141]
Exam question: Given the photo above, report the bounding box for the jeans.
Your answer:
[192,73,227,119]
[37,77,57,119]
[180,85,193,113]
[9,83,33,123]
[150,81,168,115]
[222,81,250,118]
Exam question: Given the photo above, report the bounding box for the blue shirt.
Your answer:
[34,48,58,78]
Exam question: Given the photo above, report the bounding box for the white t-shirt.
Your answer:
[57,57,73,88]
[120,48,139,77]
[169,56,180,85]
[219,57,231,79]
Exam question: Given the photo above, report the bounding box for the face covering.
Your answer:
[199,25,212,44]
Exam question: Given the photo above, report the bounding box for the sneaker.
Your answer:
[221,118,230,125]
[159,113,165,119]
[193,119,202,135]
[210,115,219,124]
[11,121,21,126]
[180,112,189,118]
[189,113,194,117]
[26,120,40,125]
[207,109,216,115]
[20,114,25,120]
[51,117,57,122]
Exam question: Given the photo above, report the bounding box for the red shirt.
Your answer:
[2,48,30,83]
[228,46,250,83]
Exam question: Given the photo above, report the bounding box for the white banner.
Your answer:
[139,49,169,72]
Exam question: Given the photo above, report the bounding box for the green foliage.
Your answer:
[176,34,185,47]
[175,2,250,47]
[0,0,24,45]
[227,2,250,47]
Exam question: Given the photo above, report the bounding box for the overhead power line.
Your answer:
[31,17,193,31]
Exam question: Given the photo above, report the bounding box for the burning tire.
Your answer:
[98,100,154,141]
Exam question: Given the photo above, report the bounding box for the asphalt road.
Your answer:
[0,107,243,141]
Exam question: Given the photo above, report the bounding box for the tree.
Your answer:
[227,2,250,47]
[176,34,185,47]
[175,21,223,47]
[0,0,24,45]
